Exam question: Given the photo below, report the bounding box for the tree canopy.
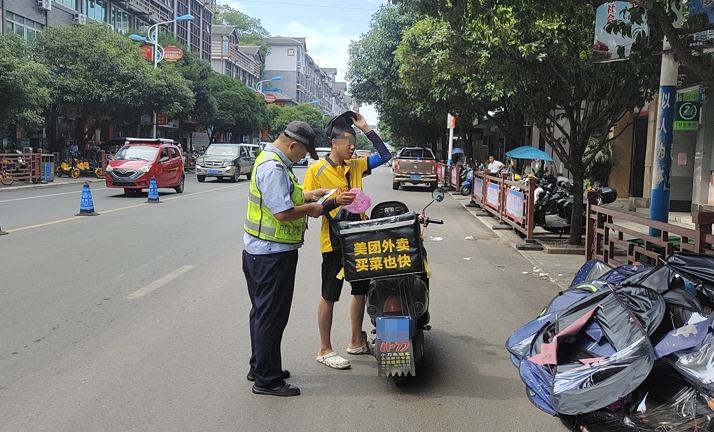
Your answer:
[32,23,195,145]
[0,34,51,135]
[349,1,661,243]
[207,73,268,143]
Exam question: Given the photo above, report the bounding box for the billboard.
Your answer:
[593,2,649,62]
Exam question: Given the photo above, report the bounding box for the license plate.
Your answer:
[410,174,421,179]
[207,170,218,174]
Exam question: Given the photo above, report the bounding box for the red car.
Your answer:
[105,138,185,196]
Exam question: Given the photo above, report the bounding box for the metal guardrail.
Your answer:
[470,171,536,240]
[584,190,714,266]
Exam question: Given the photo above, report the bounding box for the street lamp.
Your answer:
[129,14,194,138]
[255,76,282,98]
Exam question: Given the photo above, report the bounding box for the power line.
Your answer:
[232,0,380,11]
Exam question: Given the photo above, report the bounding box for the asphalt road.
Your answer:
[0,167,567,432]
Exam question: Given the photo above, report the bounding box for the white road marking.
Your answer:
[124,265,195,299]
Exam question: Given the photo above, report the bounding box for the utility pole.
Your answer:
[649,5,682,236]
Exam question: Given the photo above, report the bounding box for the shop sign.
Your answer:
[674,90,701,131]
[163,45,183,63]
[261,127,269,139]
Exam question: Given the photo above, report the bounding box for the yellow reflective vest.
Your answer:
[244,151,306,244]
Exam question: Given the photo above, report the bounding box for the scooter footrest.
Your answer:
[423,325,432,331]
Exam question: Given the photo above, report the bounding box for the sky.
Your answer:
[219,0,388,125]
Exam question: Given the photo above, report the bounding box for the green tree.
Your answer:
[266,104,329,147]
[347,5,444,150]
[0,34,51,137]
[383,0,660,244]
[32,23,194,147]
[207,73,268,143]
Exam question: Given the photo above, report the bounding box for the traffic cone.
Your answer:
[146,176,161,203]
[76,182,99,216]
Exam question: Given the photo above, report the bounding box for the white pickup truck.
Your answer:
[392,147,438,191]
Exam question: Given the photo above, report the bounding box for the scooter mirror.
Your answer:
[432,188,445,203]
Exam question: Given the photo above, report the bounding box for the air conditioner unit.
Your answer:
[74,13,87,24]
[37,0,52,11]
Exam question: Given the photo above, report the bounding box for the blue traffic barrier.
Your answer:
[146,176,161,203]
[76,182,99,216]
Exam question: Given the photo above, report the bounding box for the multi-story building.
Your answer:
[2,0,215,151]
[262,37,352,115]
[1,0,215,60]
[210,24,261,88]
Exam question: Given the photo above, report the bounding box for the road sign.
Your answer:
[264,94,277,103]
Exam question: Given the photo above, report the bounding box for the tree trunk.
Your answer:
[569,167,585,245]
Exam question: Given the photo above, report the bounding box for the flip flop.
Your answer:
[316,351,351,369]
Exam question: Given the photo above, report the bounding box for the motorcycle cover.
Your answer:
[520,285,664,415]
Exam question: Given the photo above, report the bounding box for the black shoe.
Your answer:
[246,369,290,382]
[252,383,300,397]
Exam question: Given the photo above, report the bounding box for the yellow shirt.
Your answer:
[304,156,370,253]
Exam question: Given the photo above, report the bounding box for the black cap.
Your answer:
[283,121,318,159]
[325,111,358,141]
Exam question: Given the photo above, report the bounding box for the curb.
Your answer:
[0,177,105,193]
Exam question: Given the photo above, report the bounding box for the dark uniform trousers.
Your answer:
[242,249,298,389]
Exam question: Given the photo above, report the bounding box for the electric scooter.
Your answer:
[337,188,445,385]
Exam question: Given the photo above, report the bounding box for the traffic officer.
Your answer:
[243,120,328,397]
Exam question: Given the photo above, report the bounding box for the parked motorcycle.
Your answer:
[337,188,445,386]
[534,186,617,235]
[460,165,473,196]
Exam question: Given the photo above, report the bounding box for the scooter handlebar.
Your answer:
[426,218,443,225]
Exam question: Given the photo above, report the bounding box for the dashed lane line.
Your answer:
[124,265,195,299]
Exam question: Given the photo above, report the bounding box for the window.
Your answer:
[6,13,45,42]
[55,0,78,10]
[169,147,179,159]
[84,0,106,22]
[135,18,149,34]
[111,5,129,33]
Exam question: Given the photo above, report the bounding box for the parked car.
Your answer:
[354,149,371,158]
[195,143,255,182]
[392,147,438,191]
[105,138,185,196]
[308,147,332,167]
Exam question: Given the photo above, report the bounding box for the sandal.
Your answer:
[316,351,351,369]
[346,344,370,355]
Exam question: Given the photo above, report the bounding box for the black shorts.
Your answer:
[321,251,370,302]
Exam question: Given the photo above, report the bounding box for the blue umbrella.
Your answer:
[452,148,464,155]
[505,146,553,161]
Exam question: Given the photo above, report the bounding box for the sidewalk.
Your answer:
[0,175,105,193]
[449,192,586,290]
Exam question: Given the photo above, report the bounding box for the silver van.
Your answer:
[196,143,255,182]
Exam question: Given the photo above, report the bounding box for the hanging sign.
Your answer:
[674,90,701,131]
[163,45,183,62]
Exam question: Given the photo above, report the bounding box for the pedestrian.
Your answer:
[487,155,504,175]
[304,111,392,370]
[242,120,329,397]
